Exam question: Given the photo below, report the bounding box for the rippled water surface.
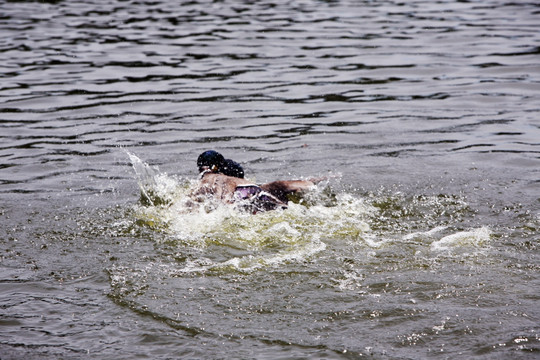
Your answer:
[1,0,539,359]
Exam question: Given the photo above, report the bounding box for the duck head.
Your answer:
[197,150,245,178]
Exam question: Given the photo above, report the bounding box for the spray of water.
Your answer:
[125,151,490,272]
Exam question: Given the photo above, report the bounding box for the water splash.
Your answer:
[125,152,374,271]
[125,152,490,272]
[126,150,187,207]
[431,227,491,252]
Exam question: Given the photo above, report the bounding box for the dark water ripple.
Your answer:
[1,0,539,359]
[0,1,538,177]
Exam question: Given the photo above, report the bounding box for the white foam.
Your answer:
[217,240,327,272]
[430,227,491,251]
[363,233,392,248]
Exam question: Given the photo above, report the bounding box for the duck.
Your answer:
[193,150,321,212]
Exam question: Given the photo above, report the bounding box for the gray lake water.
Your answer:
[1,0,539,359]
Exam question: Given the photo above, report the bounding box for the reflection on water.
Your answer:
[0,0,539,358]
